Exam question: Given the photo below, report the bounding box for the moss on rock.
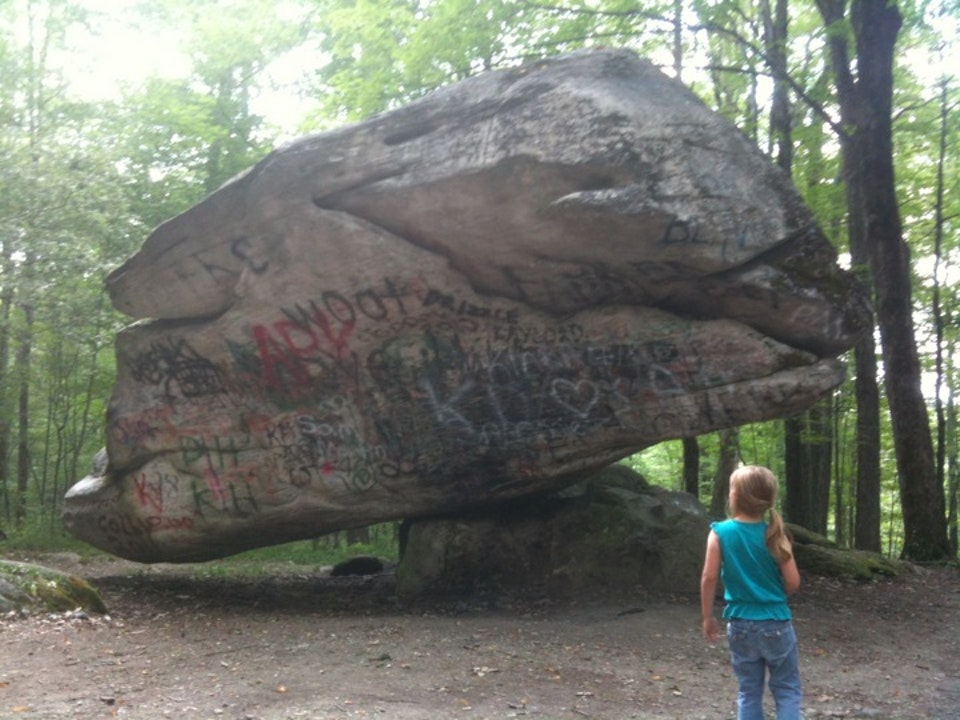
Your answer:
[793,544,908,580]
[0,560,107,614]
[787,523,912,581]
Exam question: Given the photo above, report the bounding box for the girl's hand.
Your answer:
[702,616,722,642]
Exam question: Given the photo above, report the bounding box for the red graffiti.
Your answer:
[252,309,355,393]
[146,516,195,531]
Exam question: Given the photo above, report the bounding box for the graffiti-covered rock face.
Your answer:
[63,49,869,562]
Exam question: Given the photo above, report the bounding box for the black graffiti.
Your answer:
[130,339,225,399]
[423,287,519,324]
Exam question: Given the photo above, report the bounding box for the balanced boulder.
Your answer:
[63,49,868,562]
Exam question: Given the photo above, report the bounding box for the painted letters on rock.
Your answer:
[63,49,869,562]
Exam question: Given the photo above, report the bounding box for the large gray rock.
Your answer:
[396,464,711,601]
[63,49,868,562]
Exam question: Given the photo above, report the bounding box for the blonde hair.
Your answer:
[730,465,793,564]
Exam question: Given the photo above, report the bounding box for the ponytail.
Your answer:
[765,507,793,564]
[730,465,793,565]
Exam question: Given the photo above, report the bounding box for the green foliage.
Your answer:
[234,525,399,567]
[110,0,308,220]
[1,519,103,556]
[308,0,523,121]
[306,0,685,124]
[0,0,141,529]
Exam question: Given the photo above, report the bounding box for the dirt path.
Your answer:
[0,556,957,719]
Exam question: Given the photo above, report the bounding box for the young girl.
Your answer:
[700,465,802,720]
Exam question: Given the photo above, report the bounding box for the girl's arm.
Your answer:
[700,530,722,641]
[780,554,801,595]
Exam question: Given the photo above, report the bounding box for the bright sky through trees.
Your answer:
[61,0,320,136]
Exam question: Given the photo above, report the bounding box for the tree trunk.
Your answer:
[849,182,882,552]
[710,428,740,517]
[852,332,882,551]
[0,247,12,524]
[671,0,683,82]
[346,526,371,545]
[783,405,831,535]
[948,399,958,556]
[833,439,846,547]
[682,437,700,497]
[760,0,790,169]
[817,0,950,560]
[830,3,882,552]
[14,302,33,530]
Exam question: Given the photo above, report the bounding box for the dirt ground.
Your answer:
[0,554,957,720]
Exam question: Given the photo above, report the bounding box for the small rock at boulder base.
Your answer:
[330,555,386,577]
[63,48,869,562]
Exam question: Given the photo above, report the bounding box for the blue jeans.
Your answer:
[727,619,802,720]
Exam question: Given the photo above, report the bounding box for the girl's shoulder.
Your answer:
[710,518,737,534]
[712,518,766,537]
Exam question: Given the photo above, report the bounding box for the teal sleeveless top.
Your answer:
[712,519,791,621]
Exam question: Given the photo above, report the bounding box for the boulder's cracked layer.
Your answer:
[64,49,869,562]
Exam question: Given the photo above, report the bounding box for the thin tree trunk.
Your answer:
[834,446,846,547]
[66,314,108,508]
[783,416,800,519]
[672,0,683,82]
[346,527,371,545]
[948,398,958,556]
[710,428,740,517]
[849,195,882,552]
[760,0,790,168]
[682,436,700,497]
[783,405,832,535]
[852,332,882,551]
[834,391,855,544]
[0,248,12,525]
[14,302,33,530]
